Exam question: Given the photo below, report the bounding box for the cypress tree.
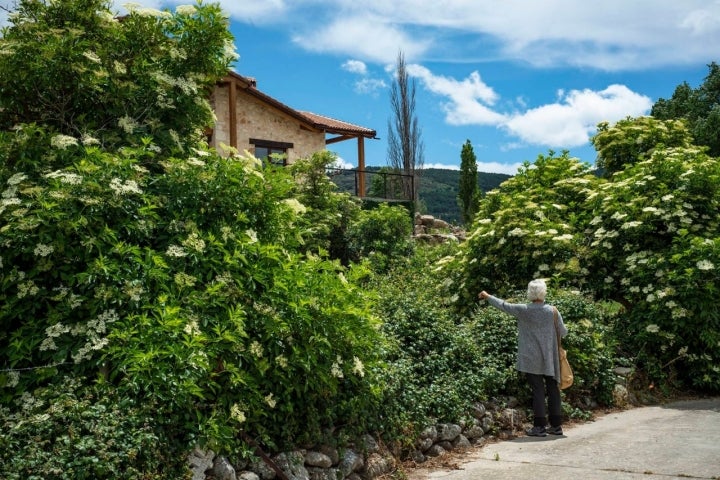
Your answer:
[458,139,480,225]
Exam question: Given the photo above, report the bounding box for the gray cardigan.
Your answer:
[487,296,568,382]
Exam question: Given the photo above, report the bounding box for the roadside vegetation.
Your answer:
[1,1,718,478]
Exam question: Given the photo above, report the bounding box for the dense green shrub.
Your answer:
[0,0,385,463]
[369,246,617,443]
[369,245,490,439]
[348,203,414,272]
[0,378,189,480]
[288,151,362,264]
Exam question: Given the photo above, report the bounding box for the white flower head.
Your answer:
[352,356,365,377]
[109,178,143,195]
[33,243,54,257]
[50,134,78,150]
[697,260,715,271]
[166,245,187,257]
[283,198,307,214]
[230,404,246,423]
[7,173,27,185]
[175,5,197,15]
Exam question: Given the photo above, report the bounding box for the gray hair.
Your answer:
[527,279,547,302]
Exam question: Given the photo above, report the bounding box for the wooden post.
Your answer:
[357,137,366,198]
[229,79,237,149]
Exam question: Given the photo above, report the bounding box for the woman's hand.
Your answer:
[478,291,490,300]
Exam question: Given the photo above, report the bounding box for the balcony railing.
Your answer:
[325,167,416,202]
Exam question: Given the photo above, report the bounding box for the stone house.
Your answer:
[209,71,377,195]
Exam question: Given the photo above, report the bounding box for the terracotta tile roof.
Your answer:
[220,71,376,139]
[297,111,376,138]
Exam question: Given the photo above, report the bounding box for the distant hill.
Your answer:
[328,167,511,225]
[417,168,511,224]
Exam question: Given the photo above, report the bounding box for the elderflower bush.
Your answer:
[443,117,720,393]
[584,145,720,390]
[0,131,384,457]
[444,151,601,310]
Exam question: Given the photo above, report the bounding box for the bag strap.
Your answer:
[552,306,562,348]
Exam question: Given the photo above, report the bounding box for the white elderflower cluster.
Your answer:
[17,280,39,298]
[174,272,196,288]
[697,260,715,271]
[45,170,83,185]
[118,115,138,134]
[283,198,307,214]
[82,51,101,63]
[275,355,288,369]
[175,5,197,15]
[230,404,246,423]
[249,341,264,358]
[331,355,344,378]
[352,356,365,377]
[109,178,143,195]
[33,243,54,257]
[165,245,187,257]
[50,135,78,150]
[184,317,201,336]
[7,173,27,185]
[182,232,205,253]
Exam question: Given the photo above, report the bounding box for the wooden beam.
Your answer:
[229,80,237,149]
[357,137,365,198]
[326,134,354,145]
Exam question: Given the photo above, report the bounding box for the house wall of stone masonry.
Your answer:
[210,85,326,163]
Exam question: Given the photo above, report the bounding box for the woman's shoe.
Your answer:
[526,426,547,437]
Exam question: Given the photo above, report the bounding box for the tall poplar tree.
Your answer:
[458,139,480,225]
[387,50,424,202]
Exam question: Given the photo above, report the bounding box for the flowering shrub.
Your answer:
[0,378,188,479]
[0,0,385,465]
[348,203,414,271]
[584,145,720,391]
[0,0,235,155]
[445,119,720,392]
[445,150,600,309]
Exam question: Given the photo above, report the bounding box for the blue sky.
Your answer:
[2,1,718,174]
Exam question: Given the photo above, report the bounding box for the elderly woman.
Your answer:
[478,279,567,437]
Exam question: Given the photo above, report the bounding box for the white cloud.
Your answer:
[242,0,720,70]
[477,161,523,176]
[330,157,355,170]
[167,0,287,22]
[408,65,506,125]
[342,60,368,75]
[408,62,652,149]
[422,163,459,170]
[292,16,431,63]
[503,85,653,147]
[354,78,388,95]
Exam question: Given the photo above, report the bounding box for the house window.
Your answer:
[250,138,293,166]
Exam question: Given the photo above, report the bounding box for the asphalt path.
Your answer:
[407,398,720,480]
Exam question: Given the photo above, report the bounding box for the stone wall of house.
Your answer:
[210,85,326,163]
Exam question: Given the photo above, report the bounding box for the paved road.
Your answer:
[408,398,720,480]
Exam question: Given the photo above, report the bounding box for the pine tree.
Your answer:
[458,139,480,225]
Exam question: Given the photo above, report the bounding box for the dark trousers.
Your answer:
[526,373,562,427]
